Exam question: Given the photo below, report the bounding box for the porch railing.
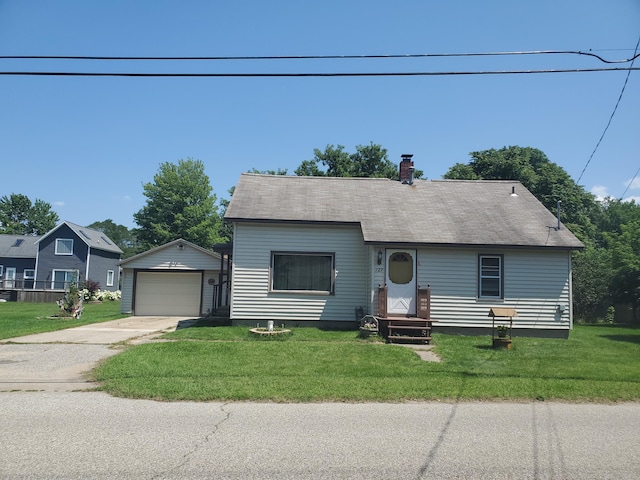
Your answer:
[0,279,78,291]
[377,283,431,319]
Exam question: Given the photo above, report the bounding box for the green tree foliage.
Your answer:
[295,143,424,179]
[248,168,289,175]
[133,159,222,250]
[607,219,640,321]
[87,219,139,258]
[218,186,235,243]
[443,146,599,239]
[572,246,615,322]
[0,193,59,235]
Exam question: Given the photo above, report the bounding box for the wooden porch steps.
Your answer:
[387,317,433,345]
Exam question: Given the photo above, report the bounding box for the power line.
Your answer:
[620,166,640,199]
[1,67,639,77]
[2,50,639,63]
[576,34,640,185]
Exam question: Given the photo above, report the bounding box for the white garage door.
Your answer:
[135,272,202,316]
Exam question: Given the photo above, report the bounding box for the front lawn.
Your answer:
[93,324,640,402]
[0,300,126,340]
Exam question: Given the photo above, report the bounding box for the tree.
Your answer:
[133,158,222,250]
[607,220,640,322]
[218,187,235,243]
[295,143,424,179]
[572,245,615,322]
[248,167,289,175]
[87,219,138,258]
[0,193,59,235]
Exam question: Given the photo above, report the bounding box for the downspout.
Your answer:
[569,251,574,330]
[34,246,40,290]
[85,248,91,286]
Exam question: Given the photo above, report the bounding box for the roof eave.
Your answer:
[363,240,584,251]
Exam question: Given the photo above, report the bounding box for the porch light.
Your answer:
[377,250,383,265]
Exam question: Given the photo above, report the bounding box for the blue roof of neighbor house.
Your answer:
[225,174,584,250]
[36,221,123,254]
[0,235,41,258]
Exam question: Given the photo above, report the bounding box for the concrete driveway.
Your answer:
[0,316,189,392]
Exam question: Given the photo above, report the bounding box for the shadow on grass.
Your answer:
[176,317,231,330]
[600,334,640,345]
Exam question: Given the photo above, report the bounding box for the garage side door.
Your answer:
[135,272,202,316]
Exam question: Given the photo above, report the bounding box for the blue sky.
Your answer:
[1,1,639,229]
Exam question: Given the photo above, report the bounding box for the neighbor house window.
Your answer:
[52,270,78,290]
[271,252,335,293]
[106,270,115,287]
[479,255,503,299]
[55,238,74,255]
[0,265,3,277]
[23,269,35,279]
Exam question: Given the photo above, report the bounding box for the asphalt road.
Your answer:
[1,392,639,479]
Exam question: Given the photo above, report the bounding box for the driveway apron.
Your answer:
[0,316,187,392]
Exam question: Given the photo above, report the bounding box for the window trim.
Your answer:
[270,251,335,295]
[0,265,3,277]
[106,270,115,287]
[55,238,74,255]
[478,254,504,299]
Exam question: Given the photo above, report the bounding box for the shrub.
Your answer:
[56,284,82,318]
[80,288,121,302]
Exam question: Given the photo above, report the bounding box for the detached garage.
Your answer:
[119,239,222,317]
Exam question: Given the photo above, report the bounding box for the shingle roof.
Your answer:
[36,221,123,254]
[225,174,584,249]
[0,235,41,258]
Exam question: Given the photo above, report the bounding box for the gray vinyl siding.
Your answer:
[416,248,572,330]
[119,244,220,315]
[35,225,88,288]
[231,223,368,323]
[0,257,36,282]
[87,249,121,291]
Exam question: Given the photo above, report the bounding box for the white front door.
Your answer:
[386,249,416,315]
[4,268,16,288]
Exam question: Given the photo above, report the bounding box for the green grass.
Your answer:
[0,300,126,340]
[93,323,640,402]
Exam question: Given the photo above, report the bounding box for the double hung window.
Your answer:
[479,255,503,299]
[106,270,115,287]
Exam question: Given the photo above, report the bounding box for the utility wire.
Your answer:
[1,67,639,77]
[620,165,640,199]
[2,50,640,63]
[576,34,640,185]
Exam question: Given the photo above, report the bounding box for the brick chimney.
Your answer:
[399,154,414,184]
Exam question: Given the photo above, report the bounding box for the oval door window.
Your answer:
[388,252,413,285]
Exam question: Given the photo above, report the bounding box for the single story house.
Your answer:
[224,156,584,337]
[0,221,122,294]
[119,238,226,317]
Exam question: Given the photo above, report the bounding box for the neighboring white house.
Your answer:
[224,157,584,337]
[119,238,225,317]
